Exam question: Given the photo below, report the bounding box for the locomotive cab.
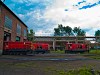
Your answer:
[65,43,89,54]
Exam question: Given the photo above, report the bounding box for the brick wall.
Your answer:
[0,4,28,54]
[2,5,27,42]
[0,6,4,54]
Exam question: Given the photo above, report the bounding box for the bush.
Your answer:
[89,50,100,54]
[51,67,99,75]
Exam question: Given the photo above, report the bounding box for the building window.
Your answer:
[16,24,21,35]
[24,29,27,37]
[4,16,12,29]
[16,36,20,41]
[4,31,11,41]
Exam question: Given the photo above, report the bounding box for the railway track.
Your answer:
[0,54,94,61]
[0,57,91,61]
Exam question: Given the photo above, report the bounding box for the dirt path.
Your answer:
[0,54,100,75]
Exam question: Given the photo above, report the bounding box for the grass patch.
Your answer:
[45,67,100,75]
[0,60,100,75]
[83,50,100,59]
[51,49,100,54]
[13,62,33,68]
[0,62,12,67]
[86,55,100,59]
[0,61,38,68]
[89,50,100,54]
[51,50,64,54]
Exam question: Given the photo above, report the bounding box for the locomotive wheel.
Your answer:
[11,52,14,55]
[3,51,7,55]
[42,52,45,54]
[46,50,50,53]
[26,50,32,55]
[35,51,39,54]
[65,50,69,54]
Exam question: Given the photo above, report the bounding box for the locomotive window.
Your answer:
[80,45,82,48]
[78,45,82,49]
[40,46,42,49]
[86,45,87,48]
[68,45,70,49]
[70,44,72,46]
[68,44,72,49]
[37,46,42,49]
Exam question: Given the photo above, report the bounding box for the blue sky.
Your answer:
[3,0,100,36]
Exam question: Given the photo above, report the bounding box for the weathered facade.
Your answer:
[0,1,28,55]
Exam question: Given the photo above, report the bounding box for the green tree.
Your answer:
[54,24,64,36]
[73,27,86,41]
[73,27,80,36]
[27,29,35,42]
[54,25,86,37]
[77,29,85,36]
[95,30,100,42]
[54,24,73,36]
[95,30,100,36]
[64,26,72,36]
[73,27,86,36]
[58,24,64,36]
[54,28,60,36]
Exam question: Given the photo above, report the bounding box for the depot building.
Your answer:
[0,1,28,55]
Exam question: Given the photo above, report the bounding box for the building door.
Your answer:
[4,32,11,41]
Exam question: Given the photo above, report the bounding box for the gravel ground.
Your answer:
[0,54,100,75]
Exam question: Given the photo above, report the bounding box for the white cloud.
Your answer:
[35,30,54,36]
[39,0,100,36]
[12,0,52,3]
[12,0,100,36]
[86,0,98,4]
[18,14,24,18]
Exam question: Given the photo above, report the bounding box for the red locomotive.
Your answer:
[3,41,33,55]
[3,41,50,55]
[3,41,89,55]
[33,43,50,54]
[65,43,89,53]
